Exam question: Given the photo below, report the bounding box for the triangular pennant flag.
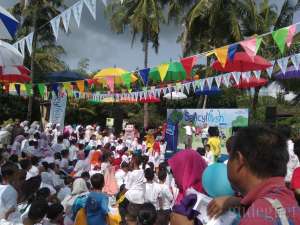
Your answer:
[253,71,261,79]
[19,39,25,56]
[205,77,214,89]
[232,72,241,84]
[277,56,289,74]
[214,46,229,67]
[228,44,238,61]
[61,9,72,33]
[25,83,33,96]
[198,54,207,66]
[162,88,167,95]
[13,42,19,50]
[240,38,257,59]
[158,64,169,81]
[84,0,97,20]
[199,79,205,90]
[222,74,230,87]
[183,83,191,94]
[72,0,84,27]
[106,77,114,92]
[122,72,131,88]
[192,81,197,92]
[76,80,85,92]
[256,37,262,54]
[291,53,300,70]
[272,27,289,54]
[139,68,150,86]
[25,32,33,55]
[37,83,46,97]
[215,76,222,88]
[50,16,61,40]
[15,84,20,96]
[266,60,275,78]
[180,56,198,79]
[287,24,296,47]
[63,82,73,95]
[51,83,59,96]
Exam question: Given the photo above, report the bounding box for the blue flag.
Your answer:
[139,68,150,85]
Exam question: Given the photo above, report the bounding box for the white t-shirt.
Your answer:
[115,169,128,188]
[285,139,300,182]
[158,183,173,210]
[68,145,78,161]
[74,160,90,177]
[51,143,66,153]
[144,182,161,210]
[0,184,18,219]
[60,158,69,170]
[125,169,145,204]
[57,186,71,202]
[184,125,195,136]
[201,127,209,139]
[63,139,70,148]
[26,165,39,180]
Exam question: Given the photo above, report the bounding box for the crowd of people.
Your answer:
[0,120,299,225]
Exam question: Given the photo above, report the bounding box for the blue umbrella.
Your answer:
[0,6,19,39]
[274,66,300,79]
[45,71,86,82]
[195,85,221,96]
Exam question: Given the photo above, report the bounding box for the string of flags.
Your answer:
[4,52,300,102]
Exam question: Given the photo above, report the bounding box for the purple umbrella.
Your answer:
[275,66,300,79]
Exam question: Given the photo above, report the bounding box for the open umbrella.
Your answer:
[140,96,161,103]
[94,67,137,85]
[0,40,23,66]
[233,76,268,89]
[0,65,31,83]
[0,5,19,39]
[212,52,272,72]
[164,91,187,100]
[275,66,300,79]
[45,71,86,83]
[149,62,187,83]
[195,85,221,96]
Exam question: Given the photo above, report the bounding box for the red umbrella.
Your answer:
[212,52,272,72]
[233,76,268,89]
[120,97,137,104]
[139,96,160,103]
[0,65,31,83]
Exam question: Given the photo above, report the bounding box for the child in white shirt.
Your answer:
[144,168,161,210]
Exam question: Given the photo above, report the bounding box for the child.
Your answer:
[57,176,73,202]
[207,127,221,162]
[44,203,64,225]
[144,168,161,210]
[102,152,118,196]
[85,173,109,225]
[115,162,129,189]
[60,150,70,173]
[204,144,214,165]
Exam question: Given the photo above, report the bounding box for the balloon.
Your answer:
[202,163,234,197]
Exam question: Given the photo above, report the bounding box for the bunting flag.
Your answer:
[191,81,197,92]
[222,74,230,88]
[19,38,25,56]
[61,9,72,33]
[76,80,85,92]
[277,56,289,74]
[287,25,296,47]
[106,77,114,92]
[158,64,169,81]
[215,76,222,88]
[240,37,261,59]
[50,16,61,40]
[25,84,33,96]
[13,43,18,50]
[242,71,251,82]
[180,56,198,79]
[183,83,191,94]
[122,72,131,88]
[291,53,300,70]
[228,44,238,61]
[14,84,20,95]
[63,82,73,95]
[51,83,59,96]
[266,60,275,78]
[214,46,229,67]
[37,83,46,97]
[198,54,207,66]
[272,27,289,54]
[162,88,167,95]
[232,72,241,84]
[206,77,214,89]
[253,71,261,79]
[84,0,97,20]
[139,68,150,85]
[72,0,84,27]
[25,33,34,55]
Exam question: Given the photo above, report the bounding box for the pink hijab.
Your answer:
[168,149,207,204]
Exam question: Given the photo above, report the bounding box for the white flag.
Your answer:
[232,72,241,85]
[291,53,300,70]
[19,38,25,56]
[222,74,230,87]
[12,42,19,50]
[277,56,289,74]
[61,9,72,33]
[191,81,197,92]
[253,71,261,79]
[72,0,84,27]
[199,79,205,90]
[184,83,191,94]
[215,75,222,88]
[206,77,214,89]
[162,88,167,95]
[84,0,97,20]
[25,32,34,55]
[50,16,61,40]
[266,60,275,78]
[242,71,251,82]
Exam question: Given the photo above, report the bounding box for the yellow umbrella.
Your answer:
[101,97,115,103]
[93,67,138,85]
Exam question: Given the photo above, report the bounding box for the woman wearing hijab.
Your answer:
[11,135,25,156]
[72,151,90,177]
[62,178,89,225]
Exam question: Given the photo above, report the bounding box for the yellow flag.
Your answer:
[20,84,26,92]
[76,80,85,93]
[214,46,229,67]
[158,64,169,81]
[206,51,215,56]
[63,82,72,95]
[9,83,15,92]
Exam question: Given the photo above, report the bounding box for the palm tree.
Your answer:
[106,0,165,129]
[12,0,67,121]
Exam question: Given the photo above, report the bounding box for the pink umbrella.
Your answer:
[233,76,268,89]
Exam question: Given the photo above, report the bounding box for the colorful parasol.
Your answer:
[274,66,300,79]
[139,96,161,103]
[93,67,138,85]
[212,52,272,72]
[233,76,268,89]
[0,65,31,83]
[164,91,187,100]
[45,71,86,83]
[195,85,221,96]
[149,62,187,83]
